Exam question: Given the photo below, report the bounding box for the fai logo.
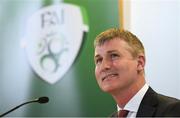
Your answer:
[23,3,88,84]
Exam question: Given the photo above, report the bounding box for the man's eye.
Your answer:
[111,53,119,59]
[95,58,102,65]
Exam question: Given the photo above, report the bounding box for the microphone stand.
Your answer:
[0,100,37,117]
[0,97,49,117]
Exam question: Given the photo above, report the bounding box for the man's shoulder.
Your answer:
[138,87,180,116]
[144,87,180,104]
[163,101,180,116]
[157,93,180,104]
[156,93,180,114]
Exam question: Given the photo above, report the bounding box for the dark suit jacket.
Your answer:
[111,87,180,117]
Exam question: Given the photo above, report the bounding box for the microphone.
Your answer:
[36,96,49,104]
[0,96,49,117]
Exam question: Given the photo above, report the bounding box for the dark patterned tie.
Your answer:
[118,110,129,118]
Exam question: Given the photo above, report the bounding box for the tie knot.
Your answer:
[118,110,129,118]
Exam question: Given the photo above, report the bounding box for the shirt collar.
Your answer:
[118,83,149,112]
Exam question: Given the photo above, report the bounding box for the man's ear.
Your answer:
[137,54,145,73]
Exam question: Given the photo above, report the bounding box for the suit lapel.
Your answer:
[137,87,158,117]
[137,104,156,117]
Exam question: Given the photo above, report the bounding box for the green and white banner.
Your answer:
[23,3,88,84]
[0,0,120,116]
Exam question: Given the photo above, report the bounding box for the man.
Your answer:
[94,28,180,117]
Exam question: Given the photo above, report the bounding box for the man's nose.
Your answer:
[100,59,112,71]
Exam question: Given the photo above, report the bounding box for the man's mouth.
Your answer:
[102,73,118,81]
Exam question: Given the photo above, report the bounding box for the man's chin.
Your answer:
[101,86,116,93]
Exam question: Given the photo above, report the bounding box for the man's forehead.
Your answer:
[94,39,133,57]
[95,39,125,51]
[96,37,122,46]
[94,47,119,57]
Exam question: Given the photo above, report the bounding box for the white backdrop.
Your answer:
[128,0,180,99]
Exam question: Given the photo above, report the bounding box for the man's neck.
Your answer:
[111,78,145,108]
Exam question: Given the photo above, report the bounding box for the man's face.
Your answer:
[94,38,143,94]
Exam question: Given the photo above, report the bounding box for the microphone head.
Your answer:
[37,97,49,104]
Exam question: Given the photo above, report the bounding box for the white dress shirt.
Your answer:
[117,83,149,117]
